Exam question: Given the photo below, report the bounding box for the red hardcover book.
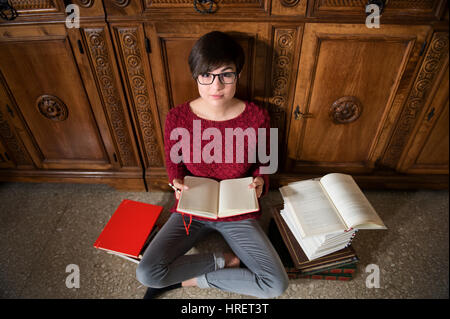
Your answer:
[94,199,163,259]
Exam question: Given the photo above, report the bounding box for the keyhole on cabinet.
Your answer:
[427,107,435,121]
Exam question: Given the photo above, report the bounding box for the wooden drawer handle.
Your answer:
[193,0,218,14]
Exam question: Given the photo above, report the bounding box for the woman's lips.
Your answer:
[210,94,224,99]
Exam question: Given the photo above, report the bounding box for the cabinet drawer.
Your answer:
[308,0,447,21]
[143,0,269,15]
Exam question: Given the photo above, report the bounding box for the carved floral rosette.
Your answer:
[36,95,68,122]
[329,96,362,124]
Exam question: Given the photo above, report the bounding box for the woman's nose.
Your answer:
[211,76,225,89]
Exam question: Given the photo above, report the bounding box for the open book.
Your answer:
[279,173,386,239]
[176,176,259,219]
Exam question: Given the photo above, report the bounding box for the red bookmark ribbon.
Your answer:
[181,213,192,235]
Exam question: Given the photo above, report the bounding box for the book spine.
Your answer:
[299,259,359,276]
[288,273,354,281]
[287,264,357,279]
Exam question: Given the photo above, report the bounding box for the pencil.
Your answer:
[168,183,181,193]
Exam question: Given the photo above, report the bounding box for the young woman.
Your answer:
[136,31,288,299]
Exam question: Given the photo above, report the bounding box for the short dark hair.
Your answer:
[188,31,245,80]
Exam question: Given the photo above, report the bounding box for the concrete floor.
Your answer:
[0,182,448,299]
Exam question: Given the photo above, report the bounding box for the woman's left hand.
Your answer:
[249,176,264,198]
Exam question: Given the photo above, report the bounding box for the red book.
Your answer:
[94,199,163,259]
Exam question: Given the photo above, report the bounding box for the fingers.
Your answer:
[249,177,264,198]
[248,176,264,188]
[255,186,263,198]
[173,179,189,190]
[172,179,189,200]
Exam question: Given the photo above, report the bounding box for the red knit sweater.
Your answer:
[164,100,271,222]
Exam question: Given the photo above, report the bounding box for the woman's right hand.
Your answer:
[172,178,189,200]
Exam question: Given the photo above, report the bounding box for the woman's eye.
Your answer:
[222,72,234,78]
[200,73,211,78]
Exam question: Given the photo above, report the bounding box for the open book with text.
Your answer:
[279,173,386,238]
[176,176,259,219]
[279,173,386,260]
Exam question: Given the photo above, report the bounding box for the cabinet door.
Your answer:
[112,22,270,188]
[286,23,431,174]
[144,22,270,123]
[0,24,116,170]
[397,63,449,174]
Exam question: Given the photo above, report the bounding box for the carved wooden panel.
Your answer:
[113,26,164,168]
[83,27,139,168]
[269,27,299,147]
[382,32,449,168]
[8,0,63,14]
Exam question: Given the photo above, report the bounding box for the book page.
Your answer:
[218,177,258,217]
[320,173,386,229]
[177,176,219,218]
[280,209,316,260]
[279,180,347,237]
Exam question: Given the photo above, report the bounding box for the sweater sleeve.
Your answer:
[251,107,272,197]
[164,109,189,184]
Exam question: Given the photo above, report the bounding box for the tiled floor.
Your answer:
[0,182,448,299]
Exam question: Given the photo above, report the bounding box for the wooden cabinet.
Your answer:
[285,23,431,174]
[0,25,111,170]
[0,22,144,190]
[0,0,448,190]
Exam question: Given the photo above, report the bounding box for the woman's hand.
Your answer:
[172,178,189,200]
[249,176,264,198]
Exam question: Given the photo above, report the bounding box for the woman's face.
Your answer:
[196,64,238,107]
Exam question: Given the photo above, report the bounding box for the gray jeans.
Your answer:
[136,213,289,298]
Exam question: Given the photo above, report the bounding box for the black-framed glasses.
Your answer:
[196,72,238,85]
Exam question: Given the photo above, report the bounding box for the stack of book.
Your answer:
[278,173,386,261]
[94,199,163,263]
[269,206,359,280]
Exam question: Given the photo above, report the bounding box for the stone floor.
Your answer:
[0,182,448,299]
